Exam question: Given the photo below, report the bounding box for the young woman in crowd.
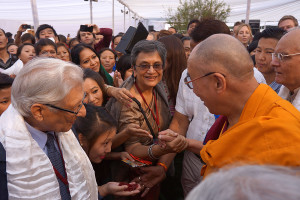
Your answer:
[99,48,117,77]
[2,43,36,76]
[35,38,57,58]
[74,104,141,199]
[71,43,113,85]
[56,42,71,62]
[83,68,108,106]
[235,23,253,48]
[0,73,13,116]
[158,35,187,115]
[111,33,123,59]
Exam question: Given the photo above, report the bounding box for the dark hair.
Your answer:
[0,28,6,36]
[71,43,109,84]
[56,42,71,61]
[68,38,79,48]
[7,43,17,49]
[0,73,14,89]
[173,33,183,40]
[247,32,262,53]
[74,104,117,153]
[5,32,12,38]
[116,54,132,80]
[76,29,96,42]
[99,48,117,60]
[16,43,35,57]
[111,33,124,49]
[158,35,187,103]
[190,19,230,43]
[259,27,286,41]
[131,40,167,68]
[278,15,298,27]
[36,24,57,40]
[169,27,177,32]
[34,38,57,56]
[181,36,191,43]
[58,34,67,43]
[187,19,200,30]
[83,68,109,105]
[21,33,36,44]
[112,33,124,44]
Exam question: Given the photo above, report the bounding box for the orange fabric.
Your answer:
[200,84,300,177]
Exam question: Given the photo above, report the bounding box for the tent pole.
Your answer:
[245,0,251,24]
[123,5,126,32]
[112,0,114,34]
[90,0,93,24]
[129,10,130,27]
[30,0,39,33]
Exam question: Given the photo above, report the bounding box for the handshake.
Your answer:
[158,129,188,153]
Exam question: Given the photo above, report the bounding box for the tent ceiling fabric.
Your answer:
[0,0,299,36]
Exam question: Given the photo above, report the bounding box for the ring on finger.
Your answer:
[139,176,141,181]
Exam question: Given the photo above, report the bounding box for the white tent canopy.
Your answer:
[0,0,299,37]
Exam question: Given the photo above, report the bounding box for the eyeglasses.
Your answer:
[271,52,300,61]
[184,72,225,89]
[136,63,163,71]
[44,94,86,115]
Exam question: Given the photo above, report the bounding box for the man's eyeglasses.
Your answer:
[271,52,300,62]
[44,94,86,115]
[184,72,225,89]
[136,63,163,71]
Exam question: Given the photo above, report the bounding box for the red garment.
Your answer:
[94,28,112,53]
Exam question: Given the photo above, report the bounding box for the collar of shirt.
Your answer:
[25,122,57,155]
[288,87,300,103]
[0,53,12,69]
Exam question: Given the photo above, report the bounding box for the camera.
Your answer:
[22,25,32,29]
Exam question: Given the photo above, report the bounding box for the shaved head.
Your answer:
[189,34,254,80]
[277,28,300,52]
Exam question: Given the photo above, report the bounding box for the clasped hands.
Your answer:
[158,129,188,153]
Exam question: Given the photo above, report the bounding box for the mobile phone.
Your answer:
[80,25,93,33]
[22,25,31,29]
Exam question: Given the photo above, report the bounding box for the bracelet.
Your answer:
[104,84,113,95]
[148,144,159,160]
[129,154,153,165]
[157,162,168,172]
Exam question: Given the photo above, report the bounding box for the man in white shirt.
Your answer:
[271,28,300,110]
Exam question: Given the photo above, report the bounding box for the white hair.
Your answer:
[186,165,300,200]
[11,57,83,117]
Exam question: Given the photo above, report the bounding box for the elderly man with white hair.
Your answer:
[0,58,98,199]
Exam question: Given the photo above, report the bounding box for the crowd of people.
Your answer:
[1,14,300,200]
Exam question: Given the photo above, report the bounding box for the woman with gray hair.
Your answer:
[0,58,99,199]
[186,165,300,200]
[107,40,173,199]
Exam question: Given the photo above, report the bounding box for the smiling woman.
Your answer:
[83,68,108,106]
[106,40,172,200]
[71,43,113,86]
